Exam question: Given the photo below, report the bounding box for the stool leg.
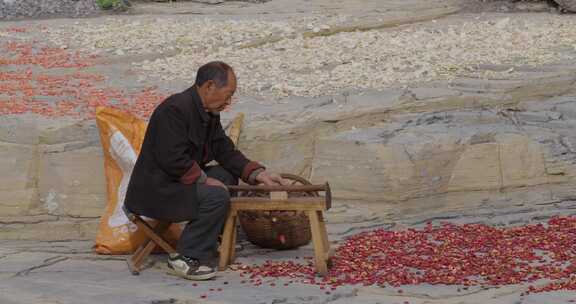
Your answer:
[307,210,328,276]
[218,211,236,271]
[136,220,176,254]
[129,238,157,275]
[128,237,152,275]
[131,235,152,264]
[127,221,172,275]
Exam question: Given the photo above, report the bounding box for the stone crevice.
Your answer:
[237,7,460,50]
[13,256,68,277]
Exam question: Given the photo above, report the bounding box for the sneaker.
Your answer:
[167,254,217,281]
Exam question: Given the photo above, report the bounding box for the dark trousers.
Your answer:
[177,166,237,261]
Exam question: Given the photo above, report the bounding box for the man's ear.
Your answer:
[204,80,216,92]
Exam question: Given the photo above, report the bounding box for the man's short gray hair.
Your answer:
[194,61,234,88]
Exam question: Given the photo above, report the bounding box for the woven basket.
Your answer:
[238,174,316,250]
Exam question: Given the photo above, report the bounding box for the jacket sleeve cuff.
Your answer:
[248,168,265,185]
[180,161,205,184]
[197,170,207,184]
[241,161,265,184]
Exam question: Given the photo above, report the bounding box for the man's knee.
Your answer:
[206,166,238,186]
[213,186,231,203]
[201,186,230,213]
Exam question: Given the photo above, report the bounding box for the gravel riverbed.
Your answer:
[0,0,99,19]
[30,13,576,98]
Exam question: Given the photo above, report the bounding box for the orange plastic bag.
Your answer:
[94,106,182,254]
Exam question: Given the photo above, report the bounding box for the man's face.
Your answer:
[203,71,237,114]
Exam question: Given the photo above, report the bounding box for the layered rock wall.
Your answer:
[3,66,575,240]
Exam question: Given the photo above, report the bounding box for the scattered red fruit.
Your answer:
[237,216,576,294]
[6,27,27,33]
[0,39,165,120]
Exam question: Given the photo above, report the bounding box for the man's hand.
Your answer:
[255,171,288,186]
[205,177,227,190]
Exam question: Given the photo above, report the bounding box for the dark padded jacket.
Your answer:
[124,86,263,220]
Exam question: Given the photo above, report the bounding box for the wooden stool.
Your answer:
[218,182,332,276]
[123,206,176,275]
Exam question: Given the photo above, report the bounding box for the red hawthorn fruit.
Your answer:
[237,216,576,294]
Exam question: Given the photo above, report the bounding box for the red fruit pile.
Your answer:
[239,216,576,293]
[1,41,96,68]
[6,27,27,33]
[0,37,165,119]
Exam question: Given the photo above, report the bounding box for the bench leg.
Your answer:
[316,211,333,264]
[307,210,328,276]
[218,211,237,271]
[230,215,238,263]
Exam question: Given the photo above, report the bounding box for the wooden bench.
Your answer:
[219,182,333,276]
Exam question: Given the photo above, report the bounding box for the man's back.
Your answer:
[124,87,203,221]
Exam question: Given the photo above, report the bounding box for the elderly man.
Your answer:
[125,61,284,280]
